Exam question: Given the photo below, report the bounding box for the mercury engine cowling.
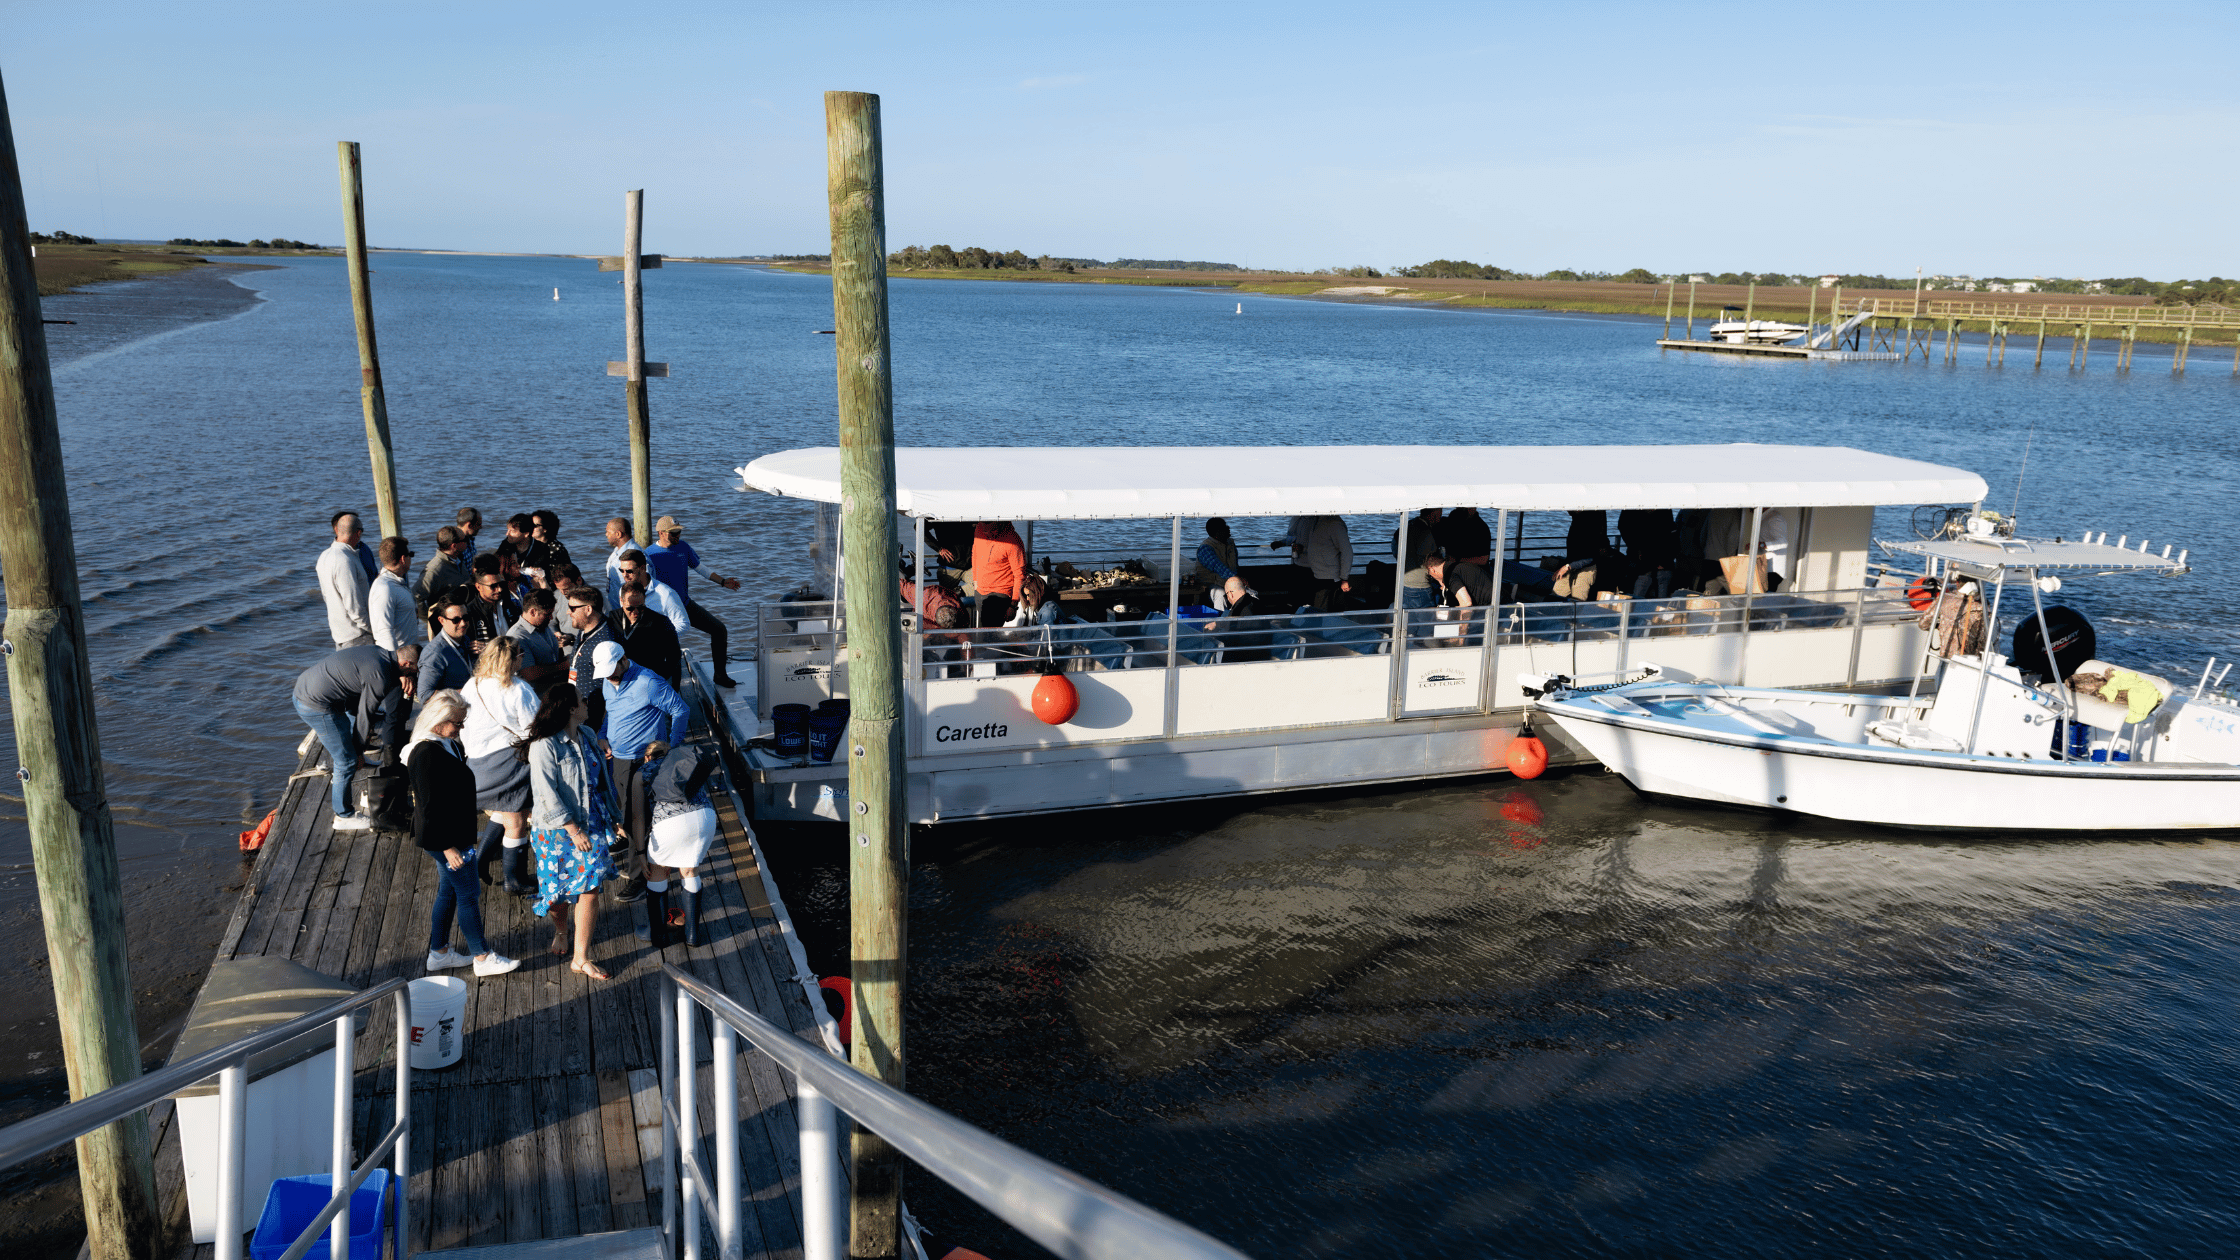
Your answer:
[2010,605,2096,682]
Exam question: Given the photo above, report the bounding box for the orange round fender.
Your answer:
[1506,735,1548,779]
[1906,576,1941,612]
[1031,671,1080,724]
[818,975,852,1044]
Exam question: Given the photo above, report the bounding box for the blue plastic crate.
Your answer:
[250,1171,390,1260]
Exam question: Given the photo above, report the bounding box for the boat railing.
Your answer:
[658,963,1248,1260]
[0,978,414,1260]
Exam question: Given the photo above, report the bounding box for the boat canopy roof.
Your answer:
[1882,535,2190,578]
[736,444,1988,521]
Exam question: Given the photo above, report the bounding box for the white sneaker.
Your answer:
[331,812,375,832]
[472,953,522,977]
[426,948,473,971]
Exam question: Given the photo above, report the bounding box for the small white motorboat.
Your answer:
[1706,319,1811,345]
[1524,524,2240,831]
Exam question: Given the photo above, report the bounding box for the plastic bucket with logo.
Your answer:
[771,704,811,759]
[405,977,468,1070]
[808,702,850,764]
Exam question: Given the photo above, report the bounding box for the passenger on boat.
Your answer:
[1562,510,1608,564]
[369,536,419,651]
[403,689,520,978]
[1618,509,1679,599]
[1276,515,1354,609]
[1424,554,1493,646]
[1006,572,1062,627]
[972,521,1027,602]
[293,641,419,830]
[1193,517,1242,604]
[607,581,683,688]
[415,526,472,620]
[1396,516,1442,626]
[594,639,692,909]
[460,638,539,895]
[901,572,964,626]
[523,682,620,979]
[317,510,376,650]
[563,589,613,730]
[930,521,977,585]
[613,550,689,629]
[646,515,741,689]
[419,602,477,695]
[1435,507,1492,566]
[503,589,567,691]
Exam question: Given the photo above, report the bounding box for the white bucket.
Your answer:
[406,977,468,1070]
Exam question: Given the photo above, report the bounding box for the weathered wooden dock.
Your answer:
[135,664,829,1260]
[1655,338,1901,361]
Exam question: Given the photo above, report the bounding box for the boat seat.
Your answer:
[1866,719,1966,752]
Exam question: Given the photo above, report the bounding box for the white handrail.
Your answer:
[661,964,1251,1260]
[0,978,415,1260]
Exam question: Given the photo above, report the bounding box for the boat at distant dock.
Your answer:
[1707,318,1812,345]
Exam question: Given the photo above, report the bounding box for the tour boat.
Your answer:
[1524,527,2240,831]
[720,444,1988,823]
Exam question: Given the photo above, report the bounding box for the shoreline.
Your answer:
[745,261,2221,345]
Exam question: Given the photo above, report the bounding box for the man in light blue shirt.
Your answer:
[594,640,689,902]
[644,514,742,689]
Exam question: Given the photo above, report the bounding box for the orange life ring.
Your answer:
[1906,576,1941,611]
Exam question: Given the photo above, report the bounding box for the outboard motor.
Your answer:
[2010,605,2095,682]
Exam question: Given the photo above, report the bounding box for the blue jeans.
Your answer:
[427,846,491,956]
[293,698,354,816]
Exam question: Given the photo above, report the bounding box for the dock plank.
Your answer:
[161,701,816,1259]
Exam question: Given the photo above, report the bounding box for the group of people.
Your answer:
[296,505,741,983]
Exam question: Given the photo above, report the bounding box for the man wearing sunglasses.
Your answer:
[418,600,477,695]
[455,554,520,652]
[612,551,688,630]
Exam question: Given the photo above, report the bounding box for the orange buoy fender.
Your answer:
[1906,576,1941,611]
[1031,671,1079,724]
[819,975,852,1044]
[1506,735,1548,779]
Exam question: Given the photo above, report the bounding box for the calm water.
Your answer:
[16,257,2240,1257]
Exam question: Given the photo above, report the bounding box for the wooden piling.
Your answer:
[1685,281,1695,339]
[1805,285,1817,342]
[1743,281,1755,330]
[1662,282,1673,340]
[825,89,907,1260]
[336,142,402,539]
[2035,319,2046,369]
[623,191,653,546]
[0,75,162,1260]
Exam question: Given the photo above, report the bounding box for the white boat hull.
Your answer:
[1541,694,2240,832]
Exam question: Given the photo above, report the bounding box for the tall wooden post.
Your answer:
[826,89,907,1260]
[1743,280,1755,330]
[336,142,401,539]
[1662,282,1674,339]
[0,75,161,1260]
[1686,281,1696,339]
[623,191,653,546]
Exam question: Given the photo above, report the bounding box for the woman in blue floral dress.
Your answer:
[524,685,620,979]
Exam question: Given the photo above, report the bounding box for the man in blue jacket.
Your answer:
[592,640,689,903]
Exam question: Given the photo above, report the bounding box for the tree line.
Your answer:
[166,237,325,249]
[30,230,97,244]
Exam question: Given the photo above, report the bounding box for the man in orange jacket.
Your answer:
[971,521,1025,602]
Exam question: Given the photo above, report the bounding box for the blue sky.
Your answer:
[11,1,2236,277]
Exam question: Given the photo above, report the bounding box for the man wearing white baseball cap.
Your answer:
[593,639,690,907]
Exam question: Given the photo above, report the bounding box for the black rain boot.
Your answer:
[637,887,662,943]
[647,887,676,948]
[682,885,705,947]
[502,843,537,897]
[475,822,504,885]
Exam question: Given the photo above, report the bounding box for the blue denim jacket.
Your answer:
[529,728,614,831]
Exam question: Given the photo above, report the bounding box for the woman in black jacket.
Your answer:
[406,689,520,977]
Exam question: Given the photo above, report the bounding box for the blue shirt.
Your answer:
[352,540,380,583]
[601,662,691,759]
[1194,540,1238,582]
[644,539,700,598]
